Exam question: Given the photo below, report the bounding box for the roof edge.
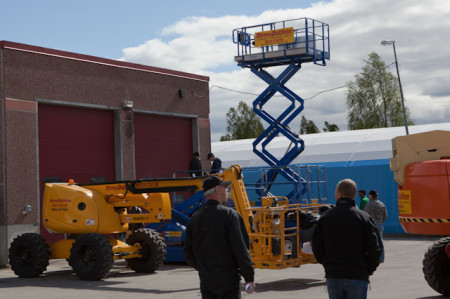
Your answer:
[0,40,209,82]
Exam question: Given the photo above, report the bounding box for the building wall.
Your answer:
[0,46,6,265]
[0,41,211,267]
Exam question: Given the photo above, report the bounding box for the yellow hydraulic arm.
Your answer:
[219,165,321,269]
[220,166,254,230]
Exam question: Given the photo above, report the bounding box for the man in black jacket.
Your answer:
[207,153,222,174]
[184,176,255,298]
[188,152,203,177]
[312,178,382,299]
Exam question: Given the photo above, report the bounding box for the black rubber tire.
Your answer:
[68,233,114,280]
[423,236,450,296]
[126,228,166,273]
[8,233,50,278]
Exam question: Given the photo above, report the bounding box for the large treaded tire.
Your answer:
[8,233,50,278]
[423,236,450,296]
[126,228,166,273]
[68,233,114,280]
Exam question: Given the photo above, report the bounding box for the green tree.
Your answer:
[220,101,265,141]
[299,116,320,134]
[323,121,339,132]
[346,51,414,130]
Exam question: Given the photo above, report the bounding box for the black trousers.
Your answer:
[200,280,241,299]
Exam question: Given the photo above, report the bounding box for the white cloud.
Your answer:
[120,0,450,141]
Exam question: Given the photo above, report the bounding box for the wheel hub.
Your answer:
[80,246,97,267]
[17,246,33,264]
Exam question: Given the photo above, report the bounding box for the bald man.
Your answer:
[312,179,382,299]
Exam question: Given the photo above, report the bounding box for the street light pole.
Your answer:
[381,40,409,135]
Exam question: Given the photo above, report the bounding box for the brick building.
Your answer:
[0,41,211,266]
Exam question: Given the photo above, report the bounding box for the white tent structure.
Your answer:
[212,123,450,233]
[213,123,450,167]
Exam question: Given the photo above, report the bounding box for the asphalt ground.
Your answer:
[0,236,447,298]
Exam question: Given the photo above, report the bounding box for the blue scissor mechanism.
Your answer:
[232,18,330,201]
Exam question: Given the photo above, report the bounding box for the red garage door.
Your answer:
[38,104,116,243]
[134,114,193,179]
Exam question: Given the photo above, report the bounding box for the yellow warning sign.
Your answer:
[166,231,182,237]
[398,190,412,214]
[254,27,294,47]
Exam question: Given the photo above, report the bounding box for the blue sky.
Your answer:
[1,0,322,59]
[2,0,450,141]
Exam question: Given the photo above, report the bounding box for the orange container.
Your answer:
[399,160,450,235]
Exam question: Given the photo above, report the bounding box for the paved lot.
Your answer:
[0,236,446,298]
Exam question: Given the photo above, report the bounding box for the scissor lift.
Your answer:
[232,18,330,202]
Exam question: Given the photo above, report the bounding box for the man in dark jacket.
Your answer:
[312,178,382,299]
[189,152,203,177]
[184,176,255,298]
[207,153,222,174]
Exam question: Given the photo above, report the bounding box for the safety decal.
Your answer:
[398,190,412,214]
[166,231,182,237]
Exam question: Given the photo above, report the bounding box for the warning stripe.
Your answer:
[399,217,450,223]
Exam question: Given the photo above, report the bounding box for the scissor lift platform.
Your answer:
[233,18,330,68]
[232,18,330,202]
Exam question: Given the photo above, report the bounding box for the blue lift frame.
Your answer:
[232,18,330,202]
[147,18,331,262]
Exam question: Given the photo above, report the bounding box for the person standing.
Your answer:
[207,153,222,174]
[184,176,255,298]
[312,179,383,299]
[189,152,203,177]
[364,190,388,263]
[358,190,369,211]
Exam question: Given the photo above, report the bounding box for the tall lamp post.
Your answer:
[381,40,409,135]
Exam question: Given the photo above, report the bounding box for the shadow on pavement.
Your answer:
[255,278,325,293]
[0,264,198,295]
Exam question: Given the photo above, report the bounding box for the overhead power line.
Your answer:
[209,62,396,101]
[209,83,347,101]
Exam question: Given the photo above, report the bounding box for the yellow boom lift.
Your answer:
[9,165,324,280]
